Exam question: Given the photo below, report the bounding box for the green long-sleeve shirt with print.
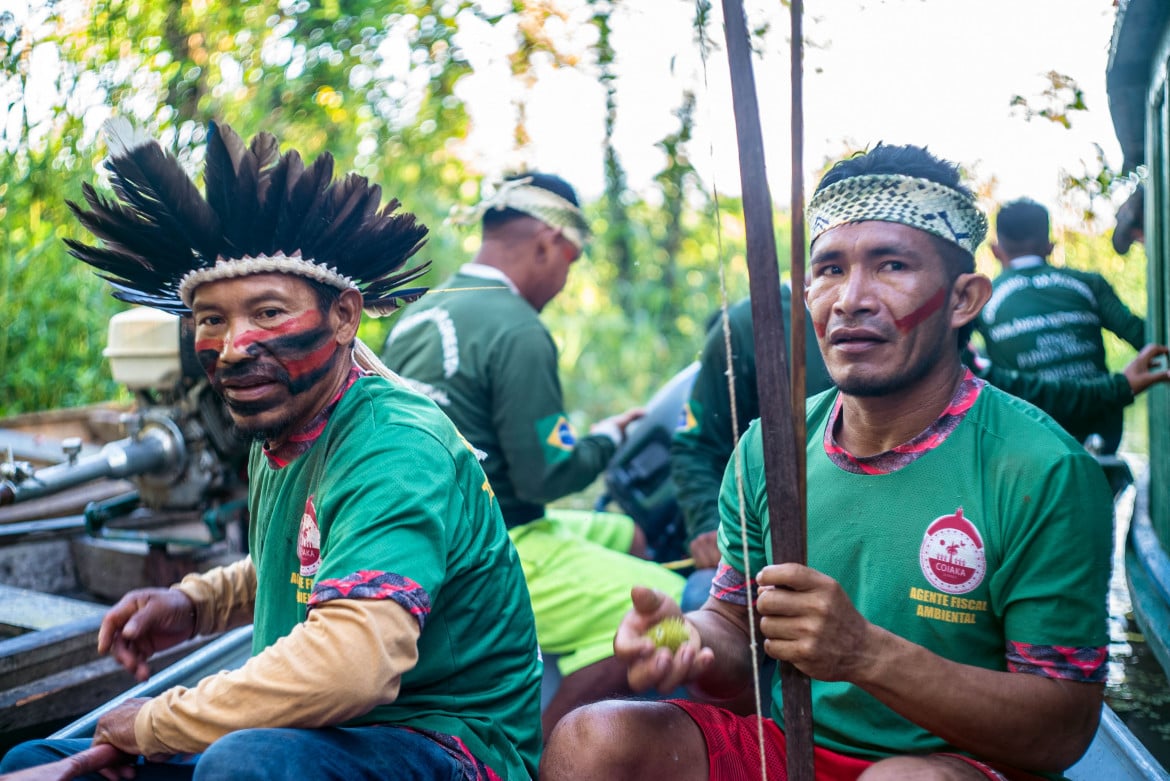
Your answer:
[967,348,1134,436]
[383,269,616,528]
[977,262,1144,449]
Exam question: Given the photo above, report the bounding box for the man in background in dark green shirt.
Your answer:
[977,198,1147,452]
[671,287,832,609]
[383,172,685,739]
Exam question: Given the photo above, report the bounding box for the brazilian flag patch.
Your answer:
[537,413,578,464]
[677,400,700,433]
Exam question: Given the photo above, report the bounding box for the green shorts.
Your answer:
[508,507,686,677]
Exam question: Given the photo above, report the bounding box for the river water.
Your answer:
[1105,462,1170,769]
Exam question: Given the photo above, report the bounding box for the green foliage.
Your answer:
[2,0,480,415]
[1009,71,1131,226]
[546,192,763,424]
[590,0,636,315]
[5,2,1150,437]
[0,205,128,414]
[1,0,786,421]
[1009,71,1087,130]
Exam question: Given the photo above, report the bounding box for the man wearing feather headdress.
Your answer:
[382,172,687,739]
[0,120,541,780]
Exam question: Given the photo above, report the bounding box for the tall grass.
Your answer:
[1,237,126,416]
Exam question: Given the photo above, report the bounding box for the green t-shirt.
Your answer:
[717,381,1112,767]
[247,374,541,779]
[976,261,1145,448]
[382,268,616,527]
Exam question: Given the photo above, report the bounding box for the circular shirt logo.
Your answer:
[298,496,321,577]
[918,508,986,594]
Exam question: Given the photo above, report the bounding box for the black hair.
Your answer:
[482,171,580,231]
[306,277,341,313]
[995,198,1049,244]
[815,143,974,200]
[814,143,980,347]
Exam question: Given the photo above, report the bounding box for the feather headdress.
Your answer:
[65,118,430,317]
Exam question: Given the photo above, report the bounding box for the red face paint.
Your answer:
[894,286,947,334]
[229,319,336,394]
[194,311,326,380]
[194,337,225,356]
[194,337,223,381]
[230,310,323,353]
[196,307,339,402]
[281,336,339,381]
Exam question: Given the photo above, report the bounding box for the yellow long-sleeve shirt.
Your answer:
[132,560,421,758]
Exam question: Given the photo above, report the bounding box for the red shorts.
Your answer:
[669,699,1046,781]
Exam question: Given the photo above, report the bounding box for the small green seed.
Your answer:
[648,617,689,652]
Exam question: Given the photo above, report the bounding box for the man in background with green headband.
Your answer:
[541,143,1112,781]
[383,172,685,740]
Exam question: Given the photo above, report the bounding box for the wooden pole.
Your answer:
[790,0,807,498]
[719,1,814,780]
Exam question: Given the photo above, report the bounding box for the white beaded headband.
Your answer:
[177,252,356,308]
[806,174,988,255]
[451,177,591,250]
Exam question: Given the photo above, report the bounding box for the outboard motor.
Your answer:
[0,308,248,543]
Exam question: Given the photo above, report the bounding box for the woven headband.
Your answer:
[451,177,591,250]
[806,174,987,255]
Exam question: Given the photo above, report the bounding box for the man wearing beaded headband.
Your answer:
[383,172,685,739]
[0,120,541,780]
[542,143,1112,781]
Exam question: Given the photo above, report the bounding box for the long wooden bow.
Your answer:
[718,1,814,779]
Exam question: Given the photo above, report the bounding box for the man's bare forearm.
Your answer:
[686,598,761,700]
[855,624,1102,772]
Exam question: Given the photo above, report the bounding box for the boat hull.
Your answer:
[1127,499,1170,681]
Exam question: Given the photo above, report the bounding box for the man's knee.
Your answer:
[542,699,701,781]
[541,701,636,780]
[194,730,282,780]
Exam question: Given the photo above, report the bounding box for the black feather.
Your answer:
[102,138,221,262]
[251,134,285,245]
[64,237,157,282]
[203,122,242,246]
[280,154,335,256]
[310,174,379,263]
[67,118,430,312]
[250,133,281,181]
[67,188,192,263]
[106,281,190,314]
[205,122,263,258]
